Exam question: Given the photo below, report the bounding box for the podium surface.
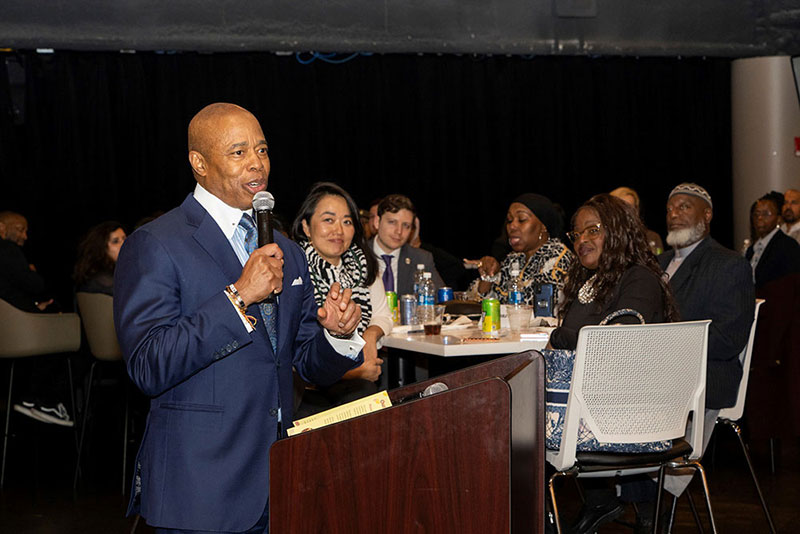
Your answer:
[270,351,545,533]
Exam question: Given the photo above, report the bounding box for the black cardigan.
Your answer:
[549,264,667,350]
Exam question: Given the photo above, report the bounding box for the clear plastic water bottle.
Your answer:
[416,272,435,324]
[508,269,523,305]
[413,264,425,297]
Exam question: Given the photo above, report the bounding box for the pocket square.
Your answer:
[291,277,303,286]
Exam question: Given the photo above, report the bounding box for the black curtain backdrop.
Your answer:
[0,52,732,305]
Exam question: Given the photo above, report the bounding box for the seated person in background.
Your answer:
[0,211,53,312]
[626,183,755,530]
[549,194,678,349]
[781,188,800,244]
[292,182,393,417]
[471,194,573,313]
[407,216,476,290]
[371,194,444,294]
[0,211,72,426]
[548,194,679,534]
[73,221,127,295]
[610,185,664,255]
[365,197,382,241]
[746,191,800,290]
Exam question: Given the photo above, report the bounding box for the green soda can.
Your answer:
[481,298,500,335]
[386,291,399,324]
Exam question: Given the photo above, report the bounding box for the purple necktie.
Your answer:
[381,254,394,292]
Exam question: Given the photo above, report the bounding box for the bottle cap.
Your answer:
[423,272,431,279]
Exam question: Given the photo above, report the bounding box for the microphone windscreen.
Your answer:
[253,191,275,212]
[421,382,449,397]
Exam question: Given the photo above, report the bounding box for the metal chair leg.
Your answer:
[66,357,79,452]
[548,470,569,534]
[726,421,776,532]
[688,460,717,534]
[1,361,15,490]
[665,494,678,534]
[685,488,704,532]
[73,361,96,491]
[653,465,666,534]
[122,380,129,495]
[769,438,776,474]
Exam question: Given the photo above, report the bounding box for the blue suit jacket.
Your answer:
[659,237,754,409]
[114,194,361,531]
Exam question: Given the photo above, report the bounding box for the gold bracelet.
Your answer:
[224,287,257,328]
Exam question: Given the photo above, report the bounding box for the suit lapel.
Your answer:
[182,196,244,286]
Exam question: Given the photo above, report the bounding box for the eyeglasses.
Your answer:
[752,210,775,219]
[567,223,603,243]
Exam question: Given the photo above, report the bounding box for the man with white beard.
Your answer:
[624,184,755,530]
[660,183,754,412]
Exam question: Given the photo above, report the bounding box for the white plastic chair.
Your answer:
[715,299,775,532]
[0,298,81,489]
[546,320,713,534]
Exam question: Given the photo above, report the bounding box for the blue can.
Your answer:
[437,287,454,303]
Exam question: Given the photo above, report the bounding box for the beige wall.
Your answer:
[732,56,800,250]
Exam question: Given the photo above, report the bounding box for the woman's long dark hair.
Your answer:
[560,194,679,321]
[291,182,378,285]
[73,220,124,286]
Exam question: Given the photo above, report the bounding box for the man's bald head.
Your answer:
[188,103,254,156]
[186,103,271,209]
[0,211,28,246]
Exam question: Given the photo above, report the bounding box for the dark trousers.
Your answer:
[154,499,269,534]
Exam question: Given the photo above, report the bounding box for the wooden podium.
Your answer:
[269,350,545,533]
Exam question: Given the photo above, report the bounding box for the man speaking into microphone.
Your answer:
[114,103,364,533]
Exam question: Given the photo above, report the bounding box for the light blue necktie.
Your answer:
[239,213,278,352]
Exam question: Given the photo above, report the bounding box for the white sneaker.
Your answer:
[30,403,74,427]
[12,403,37,420]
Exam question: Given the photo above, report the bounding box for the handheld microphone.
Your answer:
[252,191,275,248]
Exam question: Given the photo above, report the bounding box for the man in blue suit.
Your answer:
[114,103,364,533]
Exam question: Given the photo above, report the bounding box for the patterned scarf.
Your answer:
[301,240,373,335]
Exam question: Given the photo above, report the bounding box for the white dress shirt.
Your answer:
[665,238,703,280]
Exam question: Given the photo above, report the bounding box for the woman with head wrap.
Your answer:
[472,193,574,313]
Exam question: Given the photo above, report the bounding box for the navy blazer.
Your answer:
[659,237,754,409]
[745,229,800,290]
[114,194,361,531]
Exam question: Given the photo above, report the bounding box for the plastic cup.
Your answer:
[508,305,532,333]
[424,305,446,335]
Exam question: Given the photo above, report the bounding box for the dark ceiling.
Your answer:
[2,0,800,57]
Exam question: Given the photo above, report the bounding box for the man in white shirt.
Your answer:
[745,191,800,289]
[114,103,364,533]
[370,194,444,295]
